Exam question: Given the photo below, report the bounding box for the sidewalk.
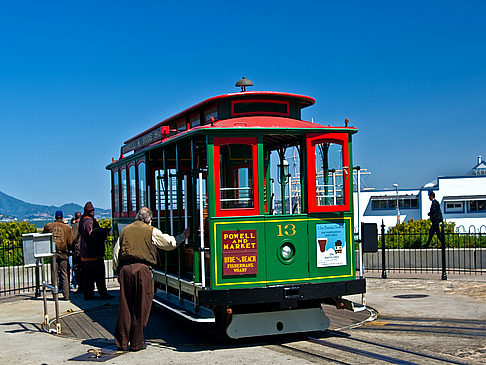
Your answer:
[0,275,484,364]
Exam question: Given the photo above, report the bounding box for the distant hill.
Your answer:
[0,191,111,220]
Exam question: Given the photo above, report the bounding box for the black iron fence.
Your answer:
[358,223,486,278]
[1,227,485,296]
[0,238,116,297]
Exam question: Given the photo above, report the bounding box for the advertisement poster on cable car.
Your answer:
[316,223,347,268]
[222,230,258,276]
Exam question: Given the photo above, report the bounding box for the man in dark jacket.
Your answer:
[71,211,83,293]
[79,202,113,300]
[43,211,73,300]
[113,207,189,351]
[426,191,445,247]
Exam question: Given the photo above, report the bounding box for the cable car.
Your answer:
[106,79,365,338]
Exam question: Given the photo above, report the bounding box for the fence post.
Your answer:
[381,220,387,279]
[35,262,40,298]
[441,222,447,280]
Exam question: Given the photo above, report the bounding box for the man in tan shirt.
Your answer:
[113,207,189,351]
[43,210,73,300]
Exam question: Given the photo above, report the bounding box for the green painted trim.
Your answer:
[212,216,355,287]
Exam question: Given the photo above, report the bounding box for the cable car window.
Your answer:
[315,142,344,206]
[121,167,128,212]
[306,133,350,212]
[220,144,254,209]
[190,112,200,127]
[232,100,289,116]
[113,170,120,213]
[204,104,218,123]
[129,165,136,212]
[176,118,186,131]
[138,162,146,207]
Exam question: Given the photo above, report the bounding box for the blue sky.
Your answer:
[0,1,485,209]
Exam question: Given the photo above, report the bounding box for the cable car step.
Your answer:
[153,291,215,323]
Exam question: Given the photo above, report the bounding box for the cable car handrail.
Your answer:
[220,187,251,191]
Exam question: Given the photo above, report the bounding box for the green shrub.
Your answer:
[0,221,36,266]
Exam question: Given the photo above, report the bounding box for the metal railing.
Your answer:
[357,224,486,278]
[1,238,116,297]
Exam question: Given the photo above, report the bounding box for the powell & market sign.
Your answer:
[222,230,258,276]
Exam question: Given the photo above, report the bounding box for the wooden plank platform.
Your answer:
[57,302,373,340]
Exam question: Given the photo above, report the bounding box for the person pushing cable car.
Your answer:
[113,207,190,351]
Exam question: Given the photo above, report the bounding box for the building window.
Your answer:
[371,197,419,210]
[445,202,464,213]
[469,200,486,212]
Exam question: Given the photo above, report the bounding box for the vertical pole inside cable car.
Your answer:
[175,144,181,291]
[157,172,161,230]
[199,172,205,287]
[163,149,169,292]
[190,138,200,284]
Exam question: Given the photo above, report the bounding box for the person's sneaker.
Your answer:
[99,293,115,300]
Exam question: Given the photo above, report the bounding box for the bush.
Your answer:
[99,218,115,260]
[386,219,455,249]
[0,221,36,266]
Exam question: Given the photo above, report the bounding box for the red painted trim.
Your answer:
[306,133,350,213]
[231,99,289,117]
[213,137,259,217]
[136,159,145,211]
[124,91,315,144]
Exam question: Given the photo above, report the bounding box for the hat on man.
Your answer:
[55,210,63,219]
[84,201,95,214]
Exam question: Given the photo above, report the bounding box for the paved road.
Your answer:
[0,275,484,364]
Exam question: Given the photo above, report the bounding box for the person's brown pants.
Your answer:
[114,263,154,351]
[55,253,70,300]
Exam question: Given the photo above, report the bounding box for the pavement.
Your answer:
[0,273,485,364]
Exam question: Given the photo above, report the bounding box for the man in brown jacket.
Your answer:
[113,207,189,351]
[43,210,73,300]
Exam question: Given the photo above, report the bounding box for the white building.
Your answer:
[354,156,486,233]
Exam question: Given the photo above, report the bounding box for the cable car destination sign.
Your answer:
[222,230,258,276]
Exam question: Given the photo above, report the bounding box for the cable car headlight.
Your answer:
[279,242,295,263]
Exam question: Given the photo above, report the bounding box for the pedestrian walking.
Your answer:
[425,191,445,248]
[113,207,189,351]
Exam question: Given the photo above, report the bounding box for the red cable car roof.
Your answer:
[124,91,315,144]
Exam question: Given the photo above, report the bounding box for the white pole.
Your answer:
[199,173,206,287]
[169,174,174,235]
[333,171,337,205]
[183,175,188,245]
[272,179,276,215]
[288,177,292,214]
[357,168,361,238]
[156,174,161,230]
